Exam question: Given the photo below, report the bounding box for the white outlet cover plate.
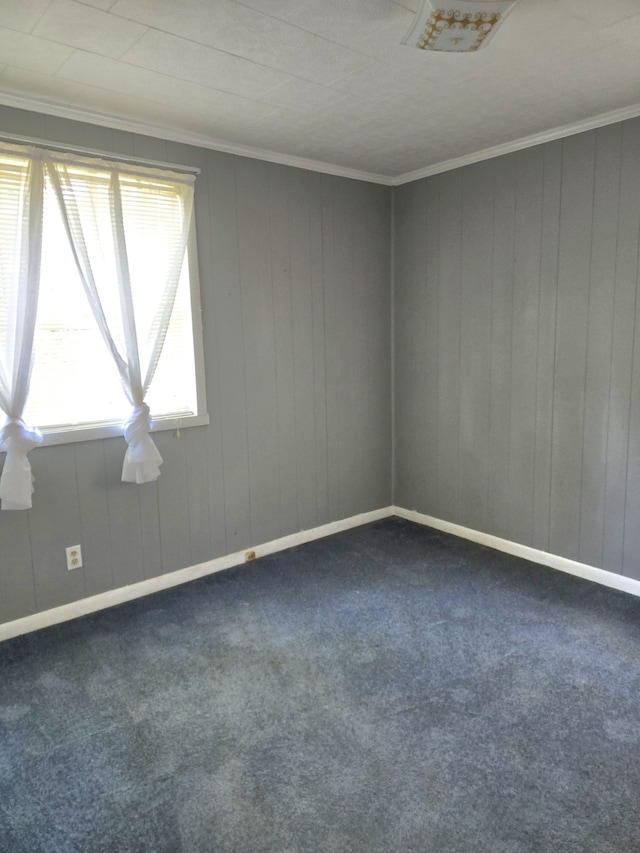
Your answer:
[65,544,83,571]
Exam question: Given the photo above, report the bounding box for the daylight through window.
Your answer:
[0,141,206,509]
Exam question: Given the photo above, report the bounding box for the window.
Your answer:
[0,141,207,509]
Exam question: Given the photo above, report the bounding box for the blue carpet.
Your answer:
[1,518,640,852]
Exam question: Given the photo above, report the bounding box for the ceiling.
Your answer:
[1,0,640,183]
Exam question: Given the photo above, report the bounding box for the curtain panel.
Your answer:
[0,142,196,508]
[0,152,45,510]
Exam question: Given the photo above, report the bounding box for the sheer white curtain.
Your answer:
[0,153,45,510]
[47,156,195,484]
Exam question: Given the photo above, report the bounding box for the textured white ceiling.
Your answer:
[0,0,639,181]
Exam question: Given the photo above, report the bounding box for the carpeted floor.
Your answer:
[1,517,640,852]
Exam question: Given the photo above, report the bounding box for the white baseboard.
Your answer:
[393,505,640,599]
[0,506,394,643]
[4,504,637,643]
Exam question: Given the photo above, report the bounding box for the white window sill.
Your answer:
[34,412,210,448]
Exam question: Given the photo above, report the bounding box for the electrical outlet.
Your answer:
[246,550,256,562]
[65,544,83,571]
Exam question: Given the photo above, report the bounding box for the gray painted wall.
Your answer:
[394,119,640,580]
[0,106,392,624]
[4,105,639,627]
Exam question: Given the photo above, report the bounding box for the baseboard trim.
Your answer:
[5,504,637,643]
[0,507,394,643]
[393,506,640,599]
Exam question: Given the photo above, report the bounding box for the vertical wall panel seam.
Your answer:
[602,132,624,568]
[214,151,230,553]
[186,429,208,565]
[506,163,515,539]
[101,440,115,588]
[309,174,318,516]
[457,175,463,514]
[137,482,150,572]
[418,183,424,506]
[71,444,87,598]
[434,177,440,510]
[390,187,396,505]
[487,166,497,526]
[287,174,300,530]
[267,169,283,538]
[306,173,319,525]
[25,502,37,615]
[233,156,253,545]
[320,177,331,519]
[408,186,415,505]
[507,160,519,539]
[577,141,599,562]
[532,151,546,550]
[313,173,329,521]
[621,169,640,573]
[346,186,356,514]
[455,174,462,519]
[204,152,228,556]
[547,141,564,548]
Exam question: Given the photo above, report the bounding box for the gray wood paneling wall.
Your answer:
[4,105,639,626]
[0,106,392,624]
[394,119,640,580]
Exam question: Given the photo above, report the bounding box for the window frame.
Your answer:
[0,136,209,448]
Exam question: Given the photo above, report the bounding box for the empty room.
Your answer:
[1,1,640,850]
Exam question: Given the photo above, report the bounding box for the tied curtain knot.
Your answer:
[123,402,152,447]
[0,418,43,510]
[121,403,163,485]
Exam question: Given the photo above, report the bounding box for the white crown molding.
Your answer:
[0,92,395,186]
[5,91,640,189]
[0,506,394,643]
[393,102,640,185]
[393,506,640,599]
